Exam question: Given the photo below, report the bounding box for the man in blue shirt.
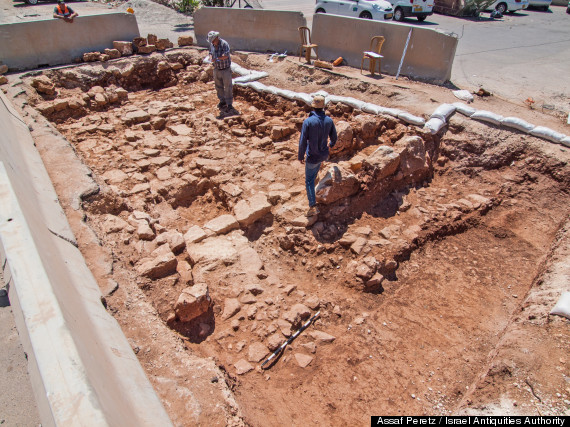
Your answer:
[298,95,337,217]
[207,31,237,115]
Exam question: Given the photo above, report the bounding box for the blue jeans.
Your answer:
[305,161,321,208]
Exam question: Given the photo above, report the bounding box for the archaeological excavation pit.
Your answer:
[10,48,570,424]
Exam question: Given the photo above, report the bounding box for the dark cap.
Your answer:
[57,0,65,3]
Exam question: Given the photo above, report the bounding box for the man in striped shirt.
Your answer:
[207,31,237,115]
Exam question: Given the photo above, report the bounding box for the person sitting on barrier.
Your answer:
[207,30,238,116]
[53,0,78,23]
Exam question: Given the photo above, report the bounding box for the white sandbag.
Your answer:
[295,92,314,105]
[452,89,474,103]
[238,72,267,83]
[550,291,570,320]
[233,75,256,83]
[470,110,504,126]
[431,103,456,121]
[379,107,404,117]
[500,117,535,134]
[231,63,245,74]
[280,89,299,100]
[398,112,425,127]
[361,103,382,115]
[341,97,367,111]
[327,95,345,104]
[269,85,285,95]
[529,126,567,144]
[453,102,476,117]
[560,136,570,148]
[247,81,268,92]
[424,117,446,134]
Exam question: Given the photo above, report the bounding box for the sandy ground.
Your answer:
[3,45,568,425]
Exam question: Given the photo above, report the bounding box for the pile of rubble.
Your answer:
[82,33,193,63]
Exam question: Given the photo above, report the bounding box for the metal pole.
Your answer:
[261,311,321,369]
[396,28,413,80]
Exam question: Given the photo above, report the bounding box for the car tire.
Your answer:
[359,11,372,19]
[417,15,426,21]
[394,7,404,21]
[25,0,39,4]
[316,8,326,13]
[495,2,508,14]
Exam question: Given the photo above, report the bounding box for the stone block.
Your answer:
[113,41,133,56]
[137,250,177,279]
[233,193,272,227]
[362,145,400,179]
[138,45,157,54]
[204,214,239,235]
[178,35,193,47]
[315,164,359,205]
[184,225,207,245]
[156,38,173,50]
[174,283,211,322]
[104,48,121,59]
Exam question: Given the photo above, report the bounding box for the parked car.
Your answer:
[527,0,551,10]
[387,0,434,21]
[315,0,394,21]
[487,0,529,14]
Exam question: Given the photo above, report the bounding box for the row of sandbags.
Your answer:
[426,103,570,147]
[231,66,570,148]
[234,81,426,127]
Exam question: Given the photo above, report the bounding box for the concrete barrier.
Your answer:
[0,13,140,71]
[194,7,306,54]
[311,13,458,84]
[0,91,173,426]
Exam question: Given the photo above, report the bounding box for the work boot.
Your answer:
[217,101,226,110]
[225,105,239,116]
[307,206,319,217]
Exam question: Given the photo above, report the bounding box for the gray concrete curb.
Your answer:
[0,91,173,427]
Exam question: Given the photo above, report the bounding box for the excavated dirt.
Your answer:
[7,48,570,424]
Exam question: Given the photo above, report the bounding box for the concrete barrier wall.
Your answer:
[194,7,306,54]
[312,13,458,83]
[193,8,456,83]
[0,92,172,426]
[0,13,140,71]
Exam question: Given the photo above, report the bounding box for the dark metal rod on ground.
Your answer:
[261,310,321,369]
